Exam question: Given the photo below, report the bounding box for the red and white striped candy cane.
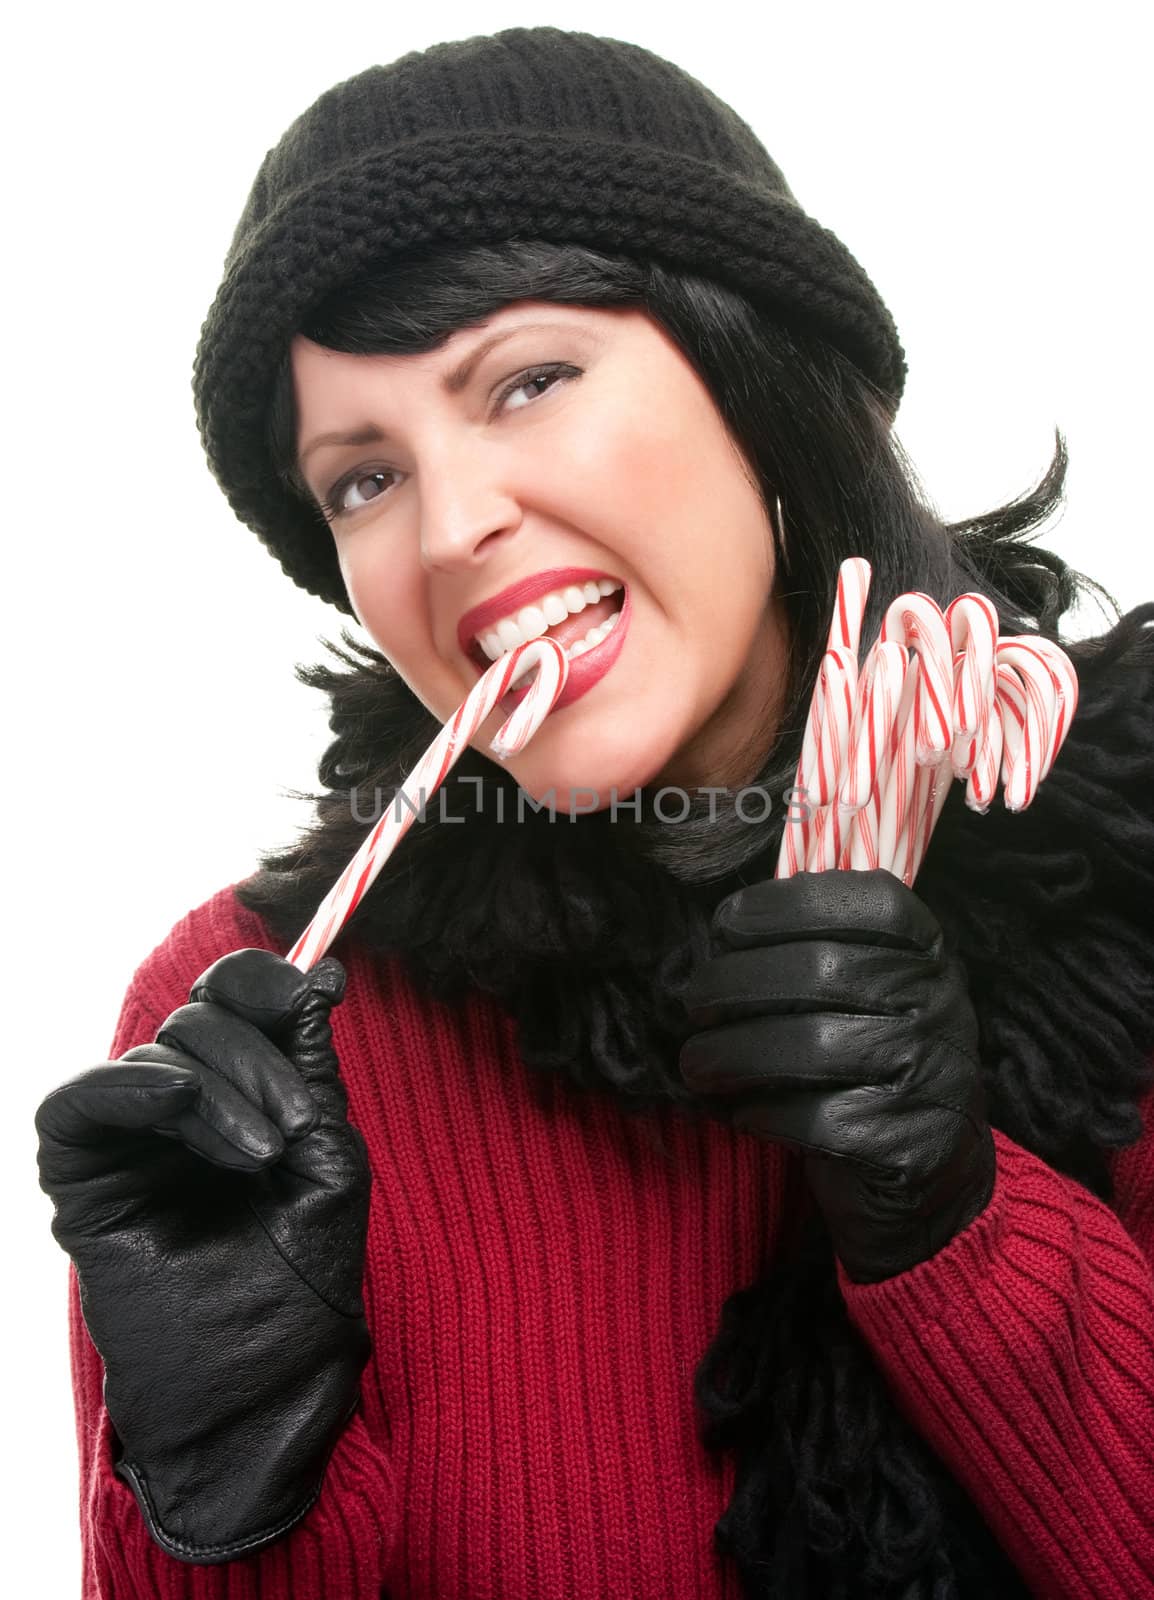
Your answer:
[802,646,858,806]
[840,641,906,814]
[778,559,874,879]
[997,636,1079,787]
[875,646,923,871]
[803,648,859,871]
[900,757,957,886]
[828,556,872,655]
[287,637,569,970]
[879,593,954,764]
[844,641,910,870]
[770,562,1079,885]
[959,668,1005,817]
[992,663,1033,813]
[946,593,999,802]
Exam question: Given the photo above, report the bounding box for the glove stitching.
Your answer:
[243,1196,367,1320]
[115,1452,326,1561]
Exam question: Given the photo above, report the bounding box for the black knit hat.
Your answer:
[193,26,907,614]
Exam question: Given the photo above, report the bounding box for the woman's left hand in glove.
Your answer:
[679,868,997,1284]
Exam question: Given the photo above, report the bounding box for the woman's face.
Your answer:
[291,301,790,812]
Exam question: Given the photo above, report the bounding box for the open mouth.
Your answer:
[467,586,626,680]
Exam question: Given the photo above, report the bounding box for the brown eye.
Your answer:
[497,364,576,410]
[320,468,397,521]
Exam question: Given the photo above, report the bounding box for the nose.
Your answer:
[418,440,523,574]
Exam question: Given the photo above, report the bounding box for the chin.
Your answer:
[473,680,698,808]
[500,745,665,819]
[508,774,637,819]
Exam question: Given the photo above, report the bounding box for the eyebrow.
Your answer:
[298,321,573,473]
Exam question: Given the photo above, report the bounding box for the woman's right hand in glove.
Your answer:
[35,947,372,1566]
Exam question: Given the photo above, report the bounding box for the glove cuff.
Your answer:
[112,1393,361,1565]
[829,1124,998,1286]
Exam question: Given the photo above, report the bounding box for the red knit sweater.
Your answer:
[67,885,1154,1599]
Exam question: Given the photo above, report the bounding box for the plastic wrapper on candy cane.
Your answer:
[842,640,909,873]
[287,636,569,971]
[995,636,1078,811]
[947,594,1000,810]
[776,559,1079,886]
[780,557,871,876]
[801,646,858,872]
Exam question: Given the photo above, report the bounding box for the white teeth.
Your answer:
[567,609,621,659]
[495,619,522,654]
[474,579,623,660]
[509,608,622,686]
[513,604,548,642]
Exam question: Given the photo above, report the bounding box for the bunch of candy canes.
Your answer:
[285,561,1079,971]
[776,558,1078,885]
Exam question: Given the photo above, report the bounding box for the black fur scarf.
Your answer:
[237,601,1154,1592]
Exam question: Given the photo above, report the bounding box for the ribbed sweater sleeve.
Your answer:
[837,1091,1154,1600]
[67,889,398,1600]
[66,885,1154,1596]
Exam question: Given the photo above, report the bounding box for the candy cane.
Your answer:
[778,572,1078,884]
[828,557,872,656]
[880,592,954,764]
[287,637,569,970]
[998,636,1078,785]
[900,755,957,886]
[991,664,1032,813]
[875,647,922,870]
[961,678,1005,816]
[946,593,998,786]
[779,561,874,879]
[802,647,858,806]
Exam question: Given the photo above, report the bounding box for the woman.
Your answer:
[36,25,1154,1599]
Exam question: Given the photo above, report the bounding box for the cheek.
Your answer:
[596,405,688,507]
[334,539,368,613]
[559,369,698,510]
[335,539,415,652]
[596,384,753,552]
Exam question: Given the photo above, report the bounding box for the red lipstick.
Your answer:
[457,567,622,657]
[499,583,632,718]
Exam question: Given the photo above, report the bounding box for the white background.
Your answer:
[7,1,1151,1586]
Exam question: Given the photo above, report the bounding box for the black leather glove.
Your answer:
[679,869,996,1284]
[35,948,372,1564]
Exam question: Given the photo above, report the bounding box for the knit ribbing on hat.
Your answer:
[193,27,906,609]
